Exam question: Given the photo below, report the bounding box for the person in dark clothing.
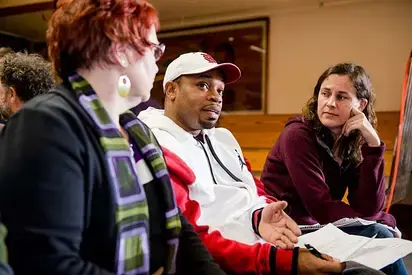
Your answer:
[0,48,14,275]
[130,98,161,116]
[0,0,225,274]
[0,47,13,128]
[261,63,407,275]
[0,49,55,275]
[0,52,55,129]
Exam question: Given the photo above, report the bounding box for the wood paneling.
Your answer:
[243,148,394,177]
[220,112,400,150]
[220,112,400,176]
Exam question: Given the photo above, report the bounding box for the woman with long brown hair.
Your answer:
[261,63,407,274]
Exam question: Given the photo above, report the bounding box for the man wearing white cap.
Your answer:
[138,52,343,274]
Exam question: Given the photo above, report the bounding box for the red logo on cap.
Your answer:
[201,53,217,64]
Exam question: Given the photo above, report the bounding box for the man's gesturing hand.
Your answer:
[258,201,302,249]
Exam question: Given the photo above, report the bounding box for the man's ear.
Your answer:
[7,87,17,103]
[8,86,23,110]
[359,98,368,112]
[164,82,177,101]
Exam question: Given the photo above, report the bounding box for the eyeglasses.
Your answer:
[153,43,165,61]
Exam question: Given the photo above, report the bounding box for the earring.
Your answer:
[120,58,128,67]
[118,75,131,97]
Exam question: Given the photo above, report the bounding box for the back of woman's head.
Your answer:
[47,0,159,79]
[302,63,377,163]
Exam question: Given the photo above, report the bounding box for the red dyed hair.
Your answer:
[47,0,159,79]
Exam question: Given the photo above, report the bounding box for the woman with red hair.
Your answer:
[0,0,225,274]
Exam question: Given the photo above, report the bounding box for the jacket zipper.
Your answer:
[205,135,242,182]
[194,136,219,185]
[316,137,350,175]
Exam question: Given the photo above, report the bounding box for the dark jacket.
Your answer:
[261,116,395,228]
[130,98,161,116]
[0,84,225,275]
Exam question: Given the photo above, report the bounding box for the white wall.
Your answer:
[268,1,412,113]
[162,0,412,114]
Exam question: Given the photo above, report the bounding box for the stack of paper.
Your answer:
[297,224,412,270]
[298,217,376,232]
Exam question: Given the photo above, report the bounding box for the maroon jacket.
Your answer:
[261,116,396,228]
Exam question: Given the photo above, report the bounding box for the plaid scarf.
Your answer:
[68,74,181,275]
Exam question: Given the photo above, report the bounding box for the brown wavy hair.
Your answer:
[47,0,159,80]
[302,63,377,164]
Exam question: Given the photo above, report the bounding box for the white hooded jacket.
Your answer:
[138,107,268,245]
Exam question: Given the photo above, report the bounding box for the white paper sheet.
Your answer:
[297,224,412,270]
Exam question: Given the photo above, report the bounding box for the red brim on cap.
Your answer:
[184,63,242,85]
[213,63,242,85]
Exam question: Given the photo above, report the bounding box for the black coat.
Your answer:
[0,84,225,275]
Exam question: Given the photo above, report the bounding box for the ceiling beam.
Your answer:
[0,1,53,17]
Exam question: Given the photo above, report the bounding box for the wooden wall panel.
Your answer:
[220,112,399,175]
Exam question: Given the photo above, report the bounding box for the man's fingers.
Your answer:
[281,228,299,244]
[319,253,337,262]
[274,240,288,249]
[268,201,288,212]
[274,238,294,250]
[266,231,283,246]
[286,216,302,236]
[152,267,164,275]
[280,234,295,249]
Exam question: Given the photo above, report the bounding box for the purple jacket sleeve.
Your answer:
[347,143,386,216]
[279,126,362,224]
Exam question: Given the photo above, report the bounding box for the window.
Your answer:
[153,18,269,113]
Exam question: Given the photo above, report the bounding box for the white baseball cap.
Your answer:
[162,52,241,90]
